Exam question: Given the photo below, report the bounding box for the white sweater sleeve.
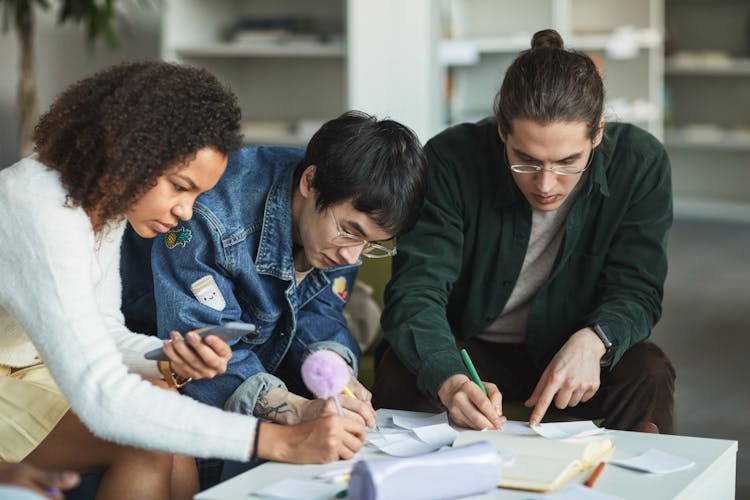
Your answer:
[0,161,256,461]
[94,223,163,379]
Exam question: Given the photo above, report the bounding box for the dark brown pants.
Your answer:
[373,339,676,434]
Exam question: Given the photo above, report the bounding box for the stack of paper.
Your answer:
[365,412,458,456]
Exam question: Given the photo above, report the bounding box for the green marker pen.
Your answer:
[460,348,487,396]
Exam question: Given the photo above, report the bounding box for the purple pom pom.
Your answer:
[301,350,350,399]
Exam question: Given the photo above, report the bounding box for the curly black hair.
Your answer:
[34,60,242,230]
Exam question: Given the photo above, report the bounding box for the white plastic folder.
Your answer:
[347,441,502,500]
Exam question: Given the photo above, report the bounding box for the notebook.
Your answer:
[453,430,614,493]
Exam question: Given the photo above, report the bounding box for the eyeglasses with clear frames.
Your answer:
[329,210,396,259]
[505,144,595,175]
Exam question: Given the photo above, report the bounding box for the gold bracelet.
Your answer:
[157,360,192,388]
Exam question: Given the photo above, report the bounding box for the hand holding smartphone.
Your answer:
[144,322,256,361]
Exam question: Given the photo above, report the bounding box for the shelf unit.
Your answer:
[161,0,439,146]
[162,0,348,147]
[666,57,750,77]
[174,41,346,59]
[664,0,750,221]
[437,0,665,139]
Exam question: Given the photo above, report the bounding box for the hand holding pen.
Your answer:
[436,349,506,430]
[301,350,376,428]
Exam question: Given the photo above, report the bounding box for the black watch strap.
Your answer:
[591,323,614,367]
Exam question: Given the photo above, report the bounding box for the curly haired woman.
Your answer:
[0,61,365,500]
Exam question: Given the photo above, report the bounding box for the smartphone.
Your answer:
[144,322,256,361]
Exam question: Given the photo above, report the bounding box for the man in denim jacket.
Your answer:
[121,112,427,428]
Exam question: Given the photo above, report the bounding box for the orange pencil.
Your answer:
[584,462,606,488]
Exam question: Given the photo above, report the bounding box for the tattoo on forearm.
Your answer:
[255,393,292,421]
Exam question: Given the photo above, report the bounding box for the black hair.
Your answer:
[293,111,427,237]
[494,29,604,140]
[34,60,242,230]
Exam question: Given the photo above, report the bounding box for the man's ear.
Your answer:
[299,165,317,199]
[593,119,605,148]
[498,126,507,144]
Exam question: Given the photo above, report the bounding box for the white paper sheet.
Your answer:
[391,412,449,429]
[481,419,603,438]
[252,478,342,499]
[411,422,459,447]
[611,448,696,474]
[374,436,442,457]
[498,420,537,435]
[366,412,458,456]
[532,421,606,439]
[366,430,413,448]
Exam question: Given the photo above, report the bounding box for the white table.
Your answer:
[196,410,737,500]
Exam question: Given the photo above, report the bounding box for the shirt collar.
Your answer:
[586,143,610,198]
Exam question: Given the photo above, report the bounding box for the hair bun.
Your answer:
[531,29,564,50]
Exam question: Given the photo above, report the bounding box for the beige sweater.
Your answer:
[0,157,256,460]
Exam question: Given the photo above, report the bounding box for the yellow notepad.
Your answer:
[453,430,613,493]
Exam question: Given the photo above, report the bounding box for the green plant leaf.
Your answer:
[56,0,119,47]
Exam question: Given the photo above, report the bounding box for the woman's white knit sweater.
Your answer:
[0,157,256,461]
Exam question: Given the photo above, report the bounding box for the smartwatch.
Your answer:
[591,323,615,367]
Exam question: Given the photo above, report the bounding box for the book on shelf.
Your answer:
[453,430,614,493]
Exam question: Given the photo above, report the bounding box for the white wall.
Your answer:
[0,4,161,167]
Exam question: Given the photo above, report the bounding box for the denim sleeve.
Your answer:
[150,207,268,406]
[223,372,288,416]
[288,265,362,378]
[305,342,358,375]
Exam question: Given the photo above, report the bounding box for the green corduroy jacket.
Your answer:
[381,118,673,400]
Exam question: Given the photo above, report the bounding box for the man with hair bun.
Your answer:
[375,29,675,434]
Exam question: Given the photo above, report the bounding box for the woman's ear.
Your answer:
[299,165,317,199]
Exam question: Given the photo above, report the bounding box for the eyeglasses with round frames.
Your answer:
[505,144,595,176]
[329,210,396,259]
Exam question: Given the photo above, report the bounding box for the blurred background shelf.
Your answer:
[666,56,750,76]
[568,27,661,50]
[438,0,665,139]
[163,0,349,147]
[673,198,750,223]
[175,41,345,59]
[665,128,750,151]
[162,0,439,147]
[664,0,750,220]
[439,27,661,63]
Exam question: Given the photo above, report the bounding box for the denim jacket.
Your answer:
[121,146,361,413]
